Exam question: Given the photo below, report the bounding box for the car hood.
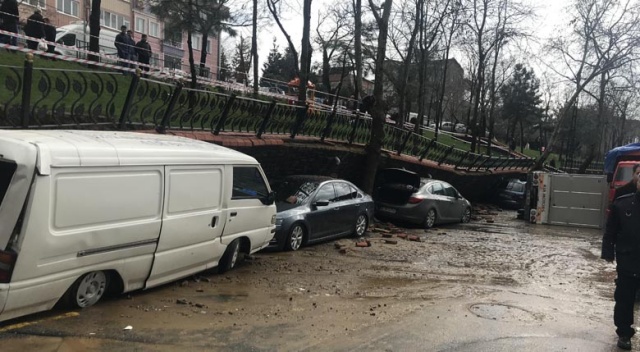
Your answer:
[275,202,308,217]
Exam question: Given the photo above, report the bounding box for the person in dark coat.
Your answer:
[614,164,640,200]
[43,18,56,55]
[135,34,152,74]
[602,177,640,350]
[24,9,45,50]
[0,0,19,46]
[126,30,137,69]
[114,25,130,69]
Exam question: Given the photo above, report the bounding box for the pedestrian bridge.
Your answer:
[0,60,533,200]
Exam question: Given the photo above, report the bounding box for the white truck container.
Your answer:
[0,130,276,322]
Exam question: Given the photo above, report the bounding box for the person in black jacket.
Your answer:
[43,18,56,55]
[602,178,640,350]
[135,34,152,75]
[0,0,19,47]
[614,164,640,200]
[24,9,45,50]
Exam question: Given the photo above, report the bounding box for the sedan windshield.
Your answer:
[274,179,321,205]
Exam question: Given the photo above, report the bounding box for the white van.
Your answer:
[0,130,276,322]
[51,22,119,60]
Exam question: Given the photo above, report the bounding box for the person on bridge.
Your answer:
[614,164,640,200]
[0,0,19,48]
[602,176,640,350]
[24,9,45,50]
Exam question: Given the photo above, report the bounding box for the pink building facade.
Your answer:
[15,0,219,79]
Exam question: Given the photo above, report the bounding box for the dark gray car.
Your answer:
[269,175,374,251]
[374,169,471,228]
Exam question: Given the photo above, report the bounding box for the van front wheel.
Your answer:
[64,271,108,309]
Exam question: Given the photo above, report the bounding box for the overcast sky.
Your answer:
[224,0,570,86]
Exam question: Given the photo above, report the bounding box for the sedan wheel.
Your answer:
[286,224,305,251]
[462,207,471,223]
[354,214,368,237]
[424,209,437,229]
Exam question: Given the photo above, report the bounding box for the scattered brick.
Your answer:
[384,239,398,245]
[381,233,393,238]
[396,233,408,239]
[408,235,421,242]
[355,241,371,247]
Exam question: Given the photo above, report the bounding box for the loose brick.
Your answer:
[381,233,393,238]
[396,233,408,239]
[384,239,398,245]
[408,235,421,242]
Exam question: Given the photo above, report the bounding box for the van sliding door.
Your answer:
[146,165,227,289]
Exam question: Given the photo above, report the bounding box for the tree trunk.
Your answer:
[297,0,312,105]
[252,0,259,96]
[362,0,393,194]
[199,33,208,72]
[353,0,363,101]
[187,28,197,89]
[88,0,101,62]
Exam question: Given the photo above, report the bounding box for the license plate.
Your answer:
[380,207,396,214]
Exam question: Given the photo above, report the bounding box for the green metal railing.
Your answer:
[0,57,535,172]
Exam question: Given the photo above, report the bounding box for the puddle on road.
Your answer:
[201,293,249,303]
[469,303,538,322]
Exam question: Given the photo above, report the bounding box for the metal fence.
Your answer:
[0,55,536,172]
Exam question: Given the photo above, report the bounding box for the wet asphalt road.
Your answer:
[0,210,628,351]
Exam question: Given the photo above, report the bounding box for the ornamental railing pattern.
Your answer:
[0,57,537,172]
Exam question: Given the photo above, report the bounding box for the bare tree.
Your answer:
[532,0,640,170]
[362,0,394,194]
[266,0,300,77]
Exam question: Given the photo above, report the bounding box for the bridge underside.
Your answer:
[146,130,526,202]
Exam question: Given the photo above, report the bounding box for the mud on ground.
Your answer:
[0,206,612,352]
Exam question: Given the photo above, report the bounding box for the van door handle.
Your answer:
[230,212,237,217]
[210,216,218,227]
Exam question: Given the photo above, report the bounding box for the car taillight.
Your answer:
[608,188,616,203]
[0,250,17,283]
[408,196,424,204]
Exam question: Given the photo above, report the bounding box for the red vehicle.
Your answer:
[604,143,640,205]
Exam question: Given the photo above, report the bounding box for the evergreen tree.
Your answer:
[219,50,232,82]
[500,64,543,152]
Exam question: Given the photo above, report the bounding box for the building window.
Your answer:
[100,10,130,30]
[164,55,181,70]
[149,22,159,38]
[25,0,45,7]
[191,34,202,50]
[163,30,182,48]
[151,53,159,66]
[56,0,79,16]
[206,39,211,53]
[135,18,147,34]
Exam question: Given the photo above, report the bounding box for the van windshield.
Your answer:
[58,33,76,46]
[0,160,17,208]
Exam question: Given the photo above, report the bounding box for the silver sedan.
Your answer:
[374,169,471,228]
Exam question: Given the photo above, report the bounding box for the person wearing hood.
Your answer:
[24,9,45,50]
[602,177,640,350]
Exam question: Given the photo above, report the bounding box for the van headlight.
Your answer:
[275,217,283,226]
[272,215,277,225]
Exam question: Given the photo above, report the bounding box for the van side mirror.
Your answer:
[262,191,276,205]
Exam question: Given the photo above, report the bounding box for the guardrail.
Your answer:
[0,52,535,173]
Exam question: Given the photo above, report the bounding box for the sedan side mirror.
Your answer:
[314,200,330,207]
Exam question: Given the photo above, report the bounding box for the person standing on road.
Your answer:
[614,164,640,200]
[602,177,640,350]
[0,0,19,47]
[24,9,45,50]
[135,34,151,75]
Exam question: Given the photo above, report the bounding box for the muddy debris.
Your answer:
[382,233,394,238]
[176,298,188,305]
[384,239,398,245]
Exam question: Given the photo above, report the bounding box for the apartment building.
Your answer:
[13,0,219,79]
